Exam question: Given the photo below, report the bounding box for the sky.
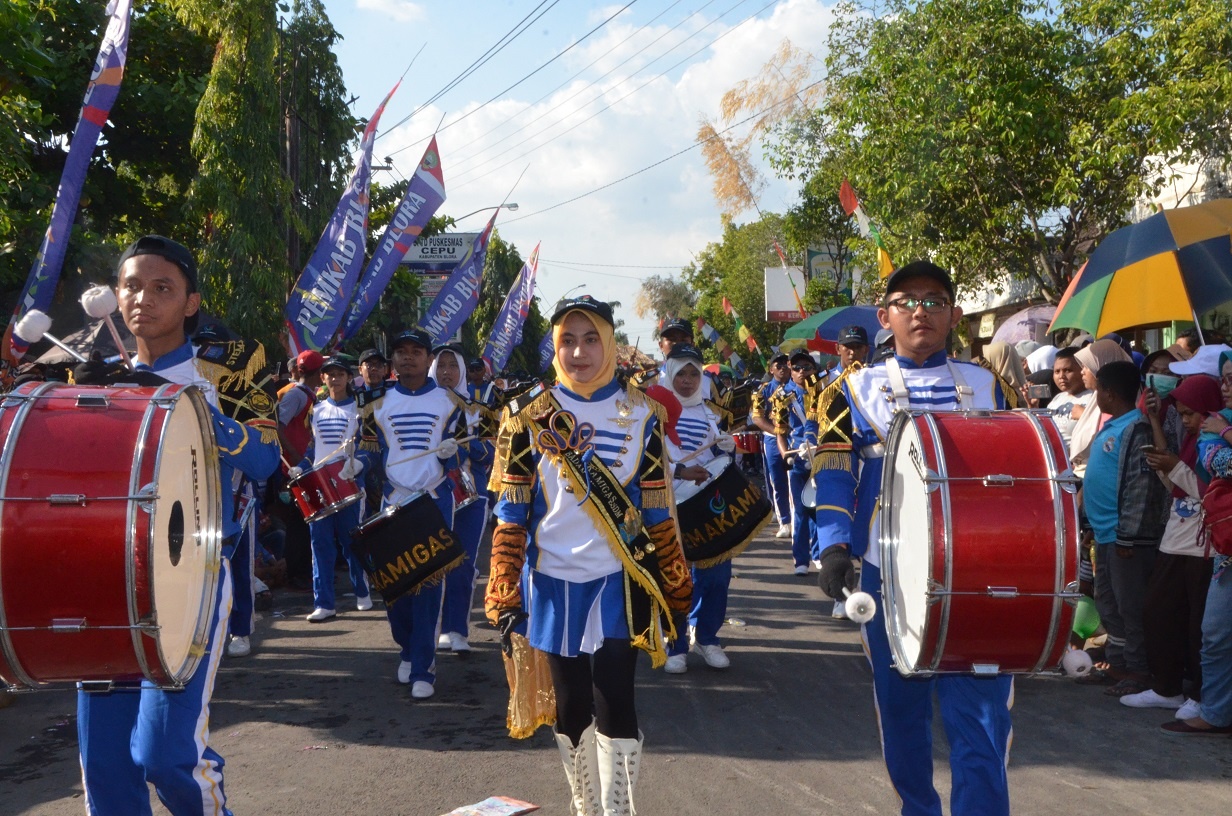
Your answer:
[317,0,838,353]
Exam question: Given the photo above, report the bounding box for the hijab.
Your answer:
[1068,340,1132,471]
[1170,375,1223,496]
[552,309,617,398]
[662,356,706,408]
[983,342,1026,392]
[427,348,469,400]
[1025,344,1059,374]
[1075,338,1131,374]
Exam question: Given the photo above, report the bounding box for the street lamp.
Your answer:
[452,203,519,222]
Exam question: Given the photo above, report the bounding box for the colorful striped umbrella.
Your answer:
[783,305,882,353]
[1049,199,1232,336]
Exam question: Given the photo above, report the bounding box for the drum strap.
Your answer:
[884,358,976,412]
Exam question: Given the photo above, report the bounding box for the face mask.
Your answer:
[1146,372,1179,398]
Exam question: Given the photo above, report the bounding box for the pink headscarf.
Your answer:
[1170,375,1224,497]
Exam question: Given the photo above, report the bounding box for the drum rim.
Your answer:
[302,492,361,523]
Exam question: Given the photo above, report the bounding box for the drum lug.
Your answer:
[79,680,115,693]
[50,618,87,633]
[971,663,1000,677]
[926,579,947,603]
[75,394,110,409]
[1054,469,1080,493]
[986,586,1019,598]
[136,482,158,513]
[982,474,1015,487]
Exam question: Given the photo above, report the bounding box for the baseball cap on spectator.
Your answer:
[295,350,325,374]
[1170,344,1232,378]
[660,317,693,338]
[358,348,387,366]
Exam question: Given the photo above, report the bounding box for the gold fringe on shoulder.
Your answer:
[625,384,667,425]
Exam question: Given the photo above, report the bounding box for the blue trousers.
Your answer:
[762,433,790,525]
[440,496,489,637]
[226,525,253,638]
[668,560,733,655]
[77,559,234,816]
[1201,556,1232,727]
[384,487,453,684]
[308,501,369,611]
[787,465,816,569]
[861,562,1013,816]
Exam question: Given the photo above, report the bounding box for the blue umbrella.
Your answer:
[784,305,882,353]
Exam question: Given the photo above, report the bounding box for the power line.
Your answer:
[538,261,645,281]
[540,259,688,268]
[502,78,825,225]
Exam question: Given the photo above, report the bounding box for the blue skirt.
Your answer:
[526,569,628,657]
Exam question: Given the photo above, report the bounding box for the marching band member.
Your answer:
[430,343,492,653]
[467,356,500,506]
[356,328,466,699]
[774,349,823,577]
[485,295,691,816]
[660,343,738,674]
[76,235,280,816]
[752,353,793,538]
[288,356,372,623]
[810,261,1012,816]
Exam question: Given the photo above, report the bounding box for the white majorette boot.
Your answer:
[554,723,600,816]
[595,730,642,816]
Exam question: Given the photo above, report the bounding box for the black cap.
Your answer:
[769,352,789,365]
[117,235,198,293]
[660,317,692,338]
[358,348,387,365]
[391,328,434,351]
[789,349,814,365]
[431,342,466,360]
[550,295,614,327]
[666,343,703,363]
[467,357,486,371]
[321,356,354,375]
[884,260,955,300]
[836,325,869,347]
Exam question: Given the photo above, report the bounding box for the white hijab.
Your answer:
[663,356,706,408]
[427,348,469,400]
[1026,344,1059,374]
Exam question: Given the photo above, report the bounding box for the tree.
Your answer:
[633,274,696,328]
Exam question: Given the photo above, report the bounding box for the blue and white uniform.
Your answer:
[811,351,1012,816]
[752,378,791,525]
[468,380,499,506]
[296,395,369,612]
[358,378,464,686]
[77,339,280,816]
[774,378,818,570]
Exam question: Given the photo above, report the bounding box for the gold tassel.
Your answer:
[641,487,669,509]
[503,634,557,739]
[813,451,855,472]
[496,484,534,504]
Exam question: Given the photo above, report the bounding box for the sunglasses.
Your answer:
[791,364,814,372]
[885,296,952,314]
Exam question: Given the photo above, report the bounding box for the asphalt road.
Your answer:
[3,521,1231,815]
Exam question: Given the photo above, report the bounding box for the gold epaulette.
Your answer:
[809,363,862,476]
[624,383,667,425]
[194,339,280,444]
[705,398,733,427]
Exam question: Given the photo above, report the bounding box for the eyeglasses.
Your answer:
[791,364,814,372]
[886,296,952,314]
[1221,375,1232,386]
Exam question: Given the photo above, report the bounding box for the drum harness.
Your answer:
[865,358,976,462]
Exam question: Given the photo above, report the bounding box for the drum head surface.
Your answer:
[883,419,932,670]
[149,397,216,676]
[673,455,729,503]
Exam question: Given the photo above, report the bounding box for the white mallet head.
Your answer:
[1061,647,1093,677]
[844,590,877,625]
[13,309,52,345]
[81,285,119,319]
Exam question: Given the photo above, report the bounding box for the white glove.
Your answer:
[436,437,460,460]
[716,434,736,453]
[797,443,815,466]
[338,457,363,480]
[287,465,304,480]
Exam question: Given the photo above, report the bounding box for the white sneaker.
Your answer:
[448,632,471,652]
[1176,698,1202,720]
[437,633,452,649]
[831,600,849,620]
[1120,688,1184,709]
[356,595,373,611]
[793,565,808,576]
[775,523,791,539]
[811,559,822,571]
[664,654,688,674]
[411,680,435,699]
[306,607,336,623]
[397,660,413,684]
[226,636,251,657]
[692,642,730,669]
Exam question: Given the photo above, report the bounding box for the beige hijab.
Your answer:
[983,341,1026,393]
[1068,339,1132,473]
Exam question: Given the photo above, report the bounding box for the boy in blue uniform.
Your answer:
[775,349,820,576]
[752,353,793,537]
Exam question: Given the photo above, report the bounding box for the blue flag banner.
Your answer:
[340,137,446,341]
[417,212,498,344]
[481,242,539,373]
[537,333,554,374]
[285,81,398,354]
[9,0,133,358]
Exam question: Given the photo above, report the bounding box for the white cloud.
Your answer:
[355,0,424,24]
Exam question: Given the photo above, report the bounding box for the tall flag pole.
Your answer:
[696,317,746,376]
[417,210,499,344]
[7,0,134,360]
[339,136,446,341]
[481,242,540,373]
[722,297,766,368]
[839,179,894,279]
[285,80,399,354]
[772,240,809,320]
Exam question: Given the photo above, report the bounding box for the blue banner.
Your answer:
[537,333,554,374]
[339,137,446,341]
[417,213,497,344]
[481,242,538,373]
[285,81,398,354]
[9,0,133,358]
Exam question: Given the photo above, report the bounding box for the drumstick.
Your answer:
[79,286,133,369]
[384,436,477,469]
[841,587,877,625]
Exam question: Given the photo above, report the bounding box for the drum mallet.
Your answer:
[12,309,88,363]
[841,587,877,625]
[80,285,133,370]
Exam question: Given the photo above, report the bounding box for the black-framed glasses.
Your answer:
[791,364,813,372]
[886,296,951,314]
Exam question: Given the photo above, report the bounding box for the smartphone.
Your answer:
[1140,444,1156,454]
[1027,383,1052,400]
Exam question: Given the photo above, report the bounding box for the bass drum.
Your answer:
[878,410,1080,677]
[0,382,221,689]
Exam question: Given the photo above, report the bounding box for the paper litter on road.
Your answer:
[439,795,539,815]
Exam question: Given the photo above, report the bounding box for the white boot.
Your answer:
[554,724,600,816]
[595,730,642,816]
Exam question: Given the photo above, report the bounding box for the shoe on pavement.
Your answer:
[411,681,435,699]
[306,607,336,623]
[664,654,687,674]
[775,524,791,539]
[831,600,849,620]
[1176,699,1202,720]
[437,633,452,650]
[692,642,730,669]
[448,632,471,652]
[1120,688,1184,709]
[356,595,373,611]
[793,565,808,576]
[397,661,413,684]
[1161,718,1232,736]
[226,636,251,658]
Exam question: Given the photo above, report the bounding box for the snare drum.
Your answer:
[676,456,772,567]
[288,458,361,522]
[448,467,481,510]
[0,382,222,689]
[733,431,762,455]
[351,493,465,605]
[879,410,1080,676]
